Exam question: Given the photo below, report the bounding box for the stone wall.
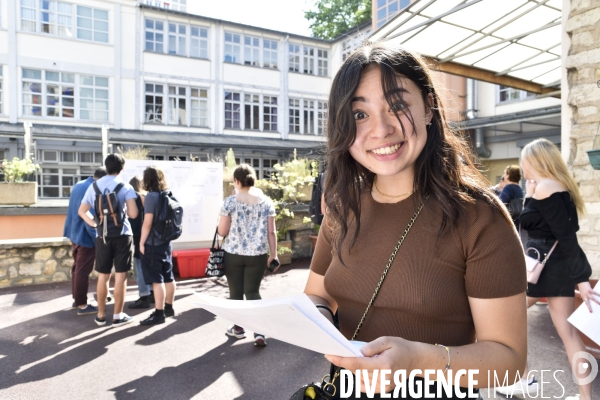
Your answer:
[566,0,600,277]
[0,238,74,287]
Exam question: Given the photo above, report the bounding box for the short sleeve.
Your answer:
[462,200,527,299]
[266,198,276,217]
[124,184,137,201]
[144,193,157,215]
[310,214,334,276]
[81,184,95,207]
[220,196,234,216]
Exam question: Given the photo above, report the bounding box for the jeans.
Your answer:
[134,257,152,297]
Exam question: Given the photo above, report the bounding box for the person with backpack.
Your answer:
[78,153,139,327]
[64,166,106,315]
[127,175,154,309]
[499,165,524,227]
[139,165,182,325]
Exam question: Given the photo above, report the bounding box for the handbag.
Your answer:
[205,228,226,277]
[525,241,558,284]
[289,197,428,400]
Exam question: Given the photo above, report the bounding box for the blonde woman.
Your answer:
[496,139,599,400]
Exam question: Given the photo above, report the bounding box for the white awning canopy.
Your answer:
[371,0,562,94]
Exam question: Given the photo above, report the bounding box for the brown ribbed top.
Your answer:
[311,192,527,345]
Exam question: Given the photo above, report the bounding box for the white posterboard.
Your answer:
[119,160,223,245]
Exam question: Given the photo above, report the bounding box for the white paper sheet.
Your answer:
[195,293,364,357]
[568,281,600,346]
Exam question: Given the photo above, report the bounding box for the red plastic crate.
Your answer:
[172,248,210,279]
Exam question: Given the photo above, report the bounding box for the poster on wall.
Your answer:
[119,160,223,244]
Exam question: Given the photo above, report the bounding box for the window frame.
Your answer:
[224,91,241,129]
[21,1,110,43]
[263,38,278,69]
[168,85,187,125]
[190,87,208,127]
[224,32,242,63]
[144,83,164,124]
[190,25,209,59]
[168,22,187,56]
[243,35,260,67]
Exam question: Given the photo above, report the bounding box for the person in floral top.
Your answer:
[218,164,278,346]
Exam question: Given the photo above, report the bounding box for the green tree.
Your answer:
[305,0,371,40]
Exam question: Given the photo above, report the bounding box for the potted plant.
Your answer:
[586,123,600,170]
[0,157,40,206]
[255,150,318,264]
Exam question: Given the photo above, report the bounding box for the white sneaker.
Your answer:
[564,395,580,400]
[495,376,538,396]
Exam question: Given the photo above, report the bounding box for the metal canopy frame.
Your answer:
[371,0,562,94]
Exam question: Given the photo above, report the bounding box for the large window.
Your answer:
[263,96,278,131]
[224,32,241,63]
[145,83,209,127]
[244,36,260,66]
[244,94,259,130]
[289,44,300,72]
[46,71,75,118]
[224,91,241,129]
[225,91,279,132]
[145,19,164,52]
[22,68,108,121]
[225,32,279,68]
[498,85,535,103]
[145,83,163,123]
[168,85,186,125]
[190,26,208,59]
[263,39,278,69]
[168,23,187,56]
[76,6,108,42]
[289,99,300,133]
[190,88,208,126]
[303,47,315,75]
[79,75,108,121]
[36,152,104,198]
[289,44,328,77]
[317,49,328,77]
[21,1,109,43]
[289,98,326,135]
[234,156,279,179]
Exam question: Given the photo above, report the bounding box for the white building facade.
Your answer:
[0,0,366,199]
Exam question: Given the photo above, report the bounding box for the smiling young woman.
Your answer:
[300,43,528,399]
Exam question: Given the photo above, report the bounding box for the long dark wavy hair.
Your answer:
[143,166,168,193]
[326,42,501,260]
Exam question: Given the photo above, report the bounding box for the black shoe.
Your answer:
[140,312,165,325]
[165,307,175,318]
[128,297,150,309]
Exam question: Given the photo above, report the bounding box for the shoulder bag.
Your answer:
[205,228,226,277]
[525,241,558,284]
[289,197,428,400]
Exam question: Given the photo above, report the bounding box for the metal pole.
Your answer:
[23,121,33,160]
[102,124,109,163]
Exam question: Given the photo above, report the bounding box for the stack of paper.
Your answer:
[568,281,600,346]
[195,293,364,357]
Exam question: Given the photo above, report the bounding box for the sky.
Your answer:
[190,0,315,37]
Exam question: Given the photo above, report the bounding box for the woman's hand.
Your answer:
[525,179,537,198]
[578,281,600,312]
[267,255,280,273]
[324,337,417,394]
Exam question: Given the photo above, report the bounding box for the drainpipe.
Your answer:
[466,79,491,158]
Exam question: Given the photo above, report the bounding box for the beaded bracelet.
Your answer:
[315,304,334,321]
[435,343,451,373]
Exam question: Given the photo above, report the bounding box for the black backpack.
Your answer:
[93,182,126,241]
[152,190,183,242]
[309,173,325,225]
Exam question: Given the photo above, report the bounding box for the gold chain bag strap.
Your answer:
[319,195,429,398]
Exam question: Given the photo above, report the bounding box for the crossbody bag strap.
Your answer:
[352,194,429,341]
[541,241,559,265]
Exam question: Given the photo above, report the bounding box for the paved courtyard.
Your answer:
[0,259,597,399]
